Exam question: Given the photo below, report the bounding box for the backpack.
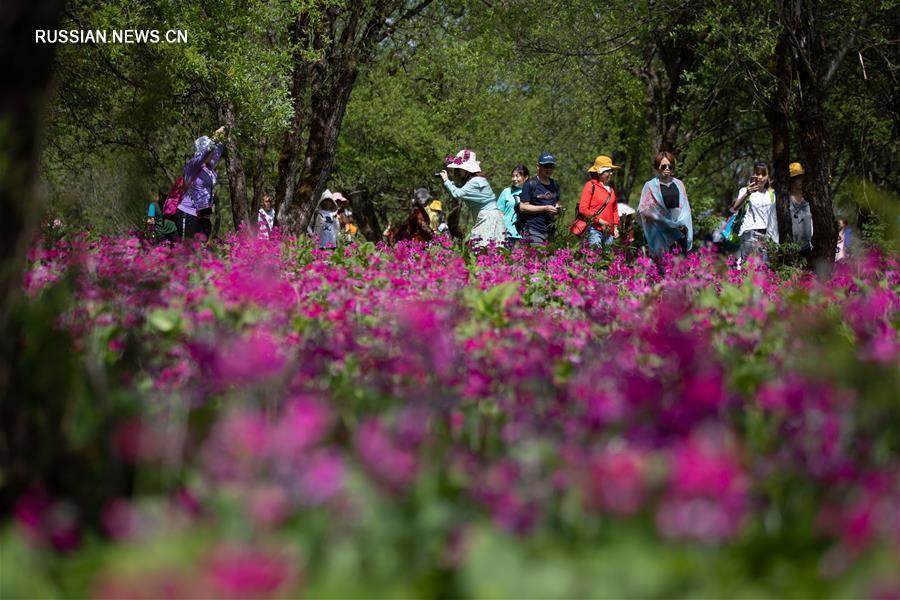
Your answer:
[514,177,536,234]
[163,176,186,217]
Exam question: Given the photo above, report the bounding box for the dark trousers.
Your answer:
[176,209,212,240]
[522,228,550,245]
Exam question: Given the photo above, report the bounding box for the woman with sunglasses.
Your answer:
[730,161,778,264]
[638,151,693,259]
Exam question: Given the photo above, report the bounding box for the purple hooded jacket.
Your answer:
[178,138,224,217]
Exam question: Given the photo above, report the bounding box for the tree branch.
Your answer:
[377,0,436,42]
[821,6,874,91]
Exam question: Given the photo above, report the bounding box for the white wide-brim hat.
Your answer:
[446,149,482,173]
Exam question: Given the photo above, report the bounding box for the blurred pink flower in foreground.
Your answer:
[657,429,748,543]
[14,487,81,553]
[205,544,297,599]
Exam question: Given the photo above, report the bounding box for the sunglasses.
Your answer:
[540,164,556,169]
[659,163,673,171]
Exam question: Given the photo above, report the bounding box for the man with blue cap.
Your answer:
[518,151,561,244]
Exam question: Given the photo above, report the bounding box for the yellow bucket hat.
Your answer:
[428,200,442,212]
[789,162,805,177]
[588,155,620,174]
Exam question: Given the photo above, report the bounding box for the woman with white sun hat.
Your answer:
[438,149,506,248]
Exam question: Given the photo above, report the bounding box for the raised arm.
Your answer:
[183,148,210,181]
[207,143,224,169]
[730,186,752,213]
[183,127,226,180]
[442,178,469,200]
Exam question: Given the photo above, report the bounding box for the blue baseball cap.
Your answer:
[537,152,556,166]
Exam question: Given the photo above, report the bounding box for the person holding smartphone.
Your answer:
[177,126,225,241]
[518,152,561,245]
[730,161,779,264]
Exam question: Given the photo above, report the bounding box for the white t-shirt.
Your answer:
[617,202,636,216]
[737,187,778,241]
[257,208,275,240]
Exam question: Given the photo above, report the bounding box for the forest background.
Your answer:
[39,0,899,257]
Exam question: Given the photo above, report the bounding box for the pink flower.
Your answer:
[214,330,286,386]
[356,419,418,491]
[267,396,332,462]
[101,499,143,541]
[248,485,291,528]
[586,447,647,515]
[205,544,296,599]
[14,487,81,552]
[656,430,748,543]
[111,419,157,463]
[205,409,268,481]
[298,452,345,504]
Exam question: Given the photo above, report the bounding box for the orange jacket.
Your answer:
[578,181,618,230]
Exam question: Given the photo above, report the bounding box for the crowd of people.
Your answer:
[147,133,852,264]
[389,147,694,261]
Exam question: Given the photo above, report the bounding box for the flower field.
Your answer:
[4,234,899,599]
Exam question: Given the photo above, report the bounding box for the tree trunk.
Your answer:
[0,0,63,396]
[251,136,267,217]
[274,12,311,219]
[638,8,699,154]
[789,0,837,274]
[796,96,836,274]
[275,1,435,235]
[282,65,359,235]
[0,0,65,509]
[219,101,251,232]
[769,27,793,247]
[351,187,383,243]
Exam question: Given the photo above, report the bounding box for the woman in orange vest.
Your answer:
[578,155,620,248]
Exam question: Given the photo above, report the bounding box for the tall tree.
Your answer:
[782,0,876,271]
[768,27,794,248]
[0,0,66,506]
[275,0,436,236]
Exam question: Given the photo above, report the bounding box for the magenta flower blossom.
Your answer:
[657,429,748,543]
[101,499,143,541]
[14,487,81,553]
[586,446,648,515]
[14,230,899,591]
[248,485,291,529]
[204,544,296,599]
[356,419,418,491]
[267,396,333,462]
[298,451,345,504]
[214,330,286,386]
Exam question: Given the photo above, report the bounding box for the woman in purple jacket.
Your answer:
[176,126,225,240]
